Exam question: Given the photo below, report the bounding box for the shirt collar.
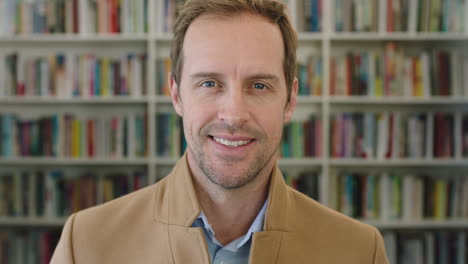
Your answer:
[196,198,269,252]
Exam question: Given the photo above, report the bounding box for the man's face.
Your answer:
[171,13,297,189]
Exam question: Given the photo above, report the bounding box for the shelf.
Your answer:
[362,219,468,230]
[298,32,323,41]
[155,33,173,42]
[0,217,66,227]
[0,158,149,166]
[0,97,149,104]
[278,158,323,166]
[329,96,468,105]
[154,157,179,166]
[330,32,468,41]
[330,158,468,167]
[0,34,149,43]
[154,96,172,103]
[296,96,322,103]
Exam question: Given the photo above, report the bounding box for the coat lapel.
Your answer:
[154,154,295,264]
[249,165,296,264]
[168,225,210,264]
[249,231,283,264]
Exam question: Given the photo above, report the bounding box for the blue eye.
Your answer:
[202,81,217,88]
[253,83,266,90]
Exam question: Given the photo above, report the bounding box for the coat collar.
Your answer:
[153,152,295,232]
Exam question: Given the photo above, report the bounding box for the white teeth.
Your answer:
[213,137,251,147]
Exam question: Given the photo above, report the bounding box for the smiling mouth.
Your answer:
[209,136,253,148]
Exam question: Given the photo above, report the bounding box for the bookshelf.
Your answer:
[1,0,468,262]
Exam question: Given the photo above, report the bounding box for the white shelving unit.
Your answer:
[0,0,467,231]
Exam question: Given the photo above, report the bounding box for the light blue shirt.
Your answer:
[191,198,269,264]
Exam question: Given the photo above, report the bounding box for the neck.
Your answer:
[187,152,273,246]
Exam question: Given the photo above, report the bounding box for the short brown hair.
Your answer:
[170,0,298,101]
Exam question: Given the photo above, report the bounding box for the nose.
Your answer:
[217,88,250,128]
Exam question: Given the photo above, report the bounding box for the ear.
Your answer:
[169,72,183,117]
[283,77,298,123]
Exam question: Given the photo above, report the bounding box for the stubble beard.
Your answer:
[188,124,279,190]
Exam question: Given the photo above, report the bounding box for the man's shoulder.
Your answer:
[286,186,377,237]
[73,177,169,228]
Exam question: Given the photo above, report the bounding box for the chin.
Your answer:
[206,169,258,190]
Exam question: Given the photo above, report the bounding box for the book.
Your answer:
[282,170,320,200]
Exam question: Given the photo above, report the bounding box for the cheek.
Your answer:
[181,102,215,134]
[256,108,285,139]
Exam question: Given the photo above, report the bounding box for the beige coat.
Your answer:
[51,155,389,263]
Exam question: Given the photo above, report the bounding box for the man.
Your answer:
[51,0,389,263]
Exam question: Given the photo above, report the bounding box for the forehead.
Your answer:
[182,12,285,79]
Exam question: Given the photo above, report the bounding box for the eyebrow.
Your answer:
[190,72,224,80]
[190,72,280,82]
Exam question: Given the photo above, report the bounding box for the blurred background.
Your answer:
[0,0,467,263]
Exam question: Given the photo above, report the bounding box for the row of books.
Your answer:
[156,112,186,158]
[0,169,147,218]
[283,170,319,200]
[334,0,468,33]
[297,0,322,32]
[332,171,468,220]
[297,56,322,95]
[331,112,466,159]
[0,52,147,98]
[0,113,148,158]
[0,0,148,35]
[281,116,322,158]
[83,0,148,34]
[383,231,467,264]
[0,230,61,264]
[330,43,468,97]
[0,0,79,35]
